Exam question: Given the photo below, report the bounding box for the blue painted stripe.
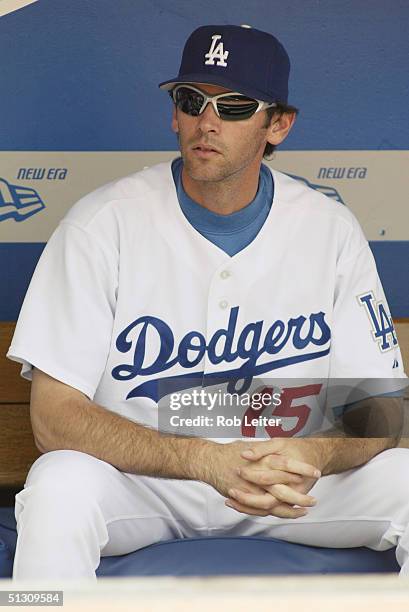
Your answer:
[0,241,408,321]
[0,0,408,151]
[369,242,409,319]
[0,243,45,321]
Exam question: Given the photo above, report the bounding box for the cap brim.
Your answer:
[159,73,277,103]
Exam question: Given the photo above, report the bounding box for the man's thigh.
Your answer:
[101,473,213,555]
[17,450,211,556]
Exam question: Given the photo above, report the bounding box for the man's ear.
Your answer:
[266,111,297,147]
[171,106,179,134]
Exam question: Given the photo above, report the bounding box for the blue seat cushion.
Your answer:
[0,541,13,578]
[0,507,399,578]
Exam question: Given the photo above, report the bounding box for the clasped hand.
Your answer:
[224,439,323,519]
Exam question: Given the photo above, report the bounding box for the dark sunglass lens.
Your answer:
[217,98,259,121]
[174,88,204,116]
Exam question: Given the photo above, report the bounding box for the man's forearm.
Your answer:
[317,436,395,476]
[314,395,404,475]
[32,391,217,482]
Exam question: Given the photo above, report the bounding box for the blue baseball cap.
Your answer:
[159,24,290,104]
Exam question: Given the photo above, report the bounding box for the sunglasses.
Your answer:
[171,84,277,121]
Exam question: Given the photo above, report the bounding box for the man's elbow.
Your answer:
[29,367,87,453]
[32,433,48,454]
[30,406,64,454]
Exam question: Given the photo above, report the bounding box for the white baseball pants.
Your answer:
[12,447,409,580]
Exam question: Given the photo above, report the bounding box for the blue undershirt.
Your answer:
[171,157,274,257]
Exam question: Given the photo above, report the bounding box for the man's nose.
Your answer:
[196,101,221,132]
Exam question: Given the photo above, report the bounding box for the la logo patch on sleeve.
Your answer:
[357,291,398,352]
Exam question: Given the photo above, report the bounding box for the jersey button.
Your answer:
[219,300,229,310]
[220,270,231,280]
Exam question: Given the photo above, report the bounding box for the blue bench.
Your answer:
[0,507,399,578]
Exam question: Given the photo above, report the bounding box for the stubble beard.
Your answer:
[179,134,265,186]
[183,152,236,184]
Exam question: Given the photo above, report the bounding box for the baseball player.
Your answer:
[7,25,409,580]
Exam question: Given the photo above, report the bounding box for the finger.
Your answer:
[238,467,303,487]
[226,498,308,519]
[225,498,270,517]
[228,488,281,512]
[241,449,321,479]
[241,449,321,480]
[237,478,270,496]
[265,455,321,479]
[269,504,309,519]
[266,483,317,507]
[229,486,316,510]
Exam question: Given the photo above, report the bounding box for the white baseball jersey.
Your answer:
[7,161,406,439]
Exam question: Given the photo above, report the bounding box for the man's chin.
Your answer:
[183,159,228,183]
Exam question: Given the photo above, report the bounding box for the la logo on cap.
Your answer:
[204,34,229,67]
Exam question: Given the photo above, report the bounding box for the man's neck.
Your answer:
[181,164,262,216]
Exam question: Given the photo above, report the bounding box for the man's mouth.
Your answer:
[192,144,221,156]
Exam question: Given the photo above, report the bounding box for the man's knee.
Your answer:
[371,448,409,499]
[19,449,117,506]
